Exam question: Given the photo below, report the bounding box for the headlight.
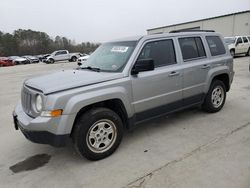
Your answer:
[35,94,43,112]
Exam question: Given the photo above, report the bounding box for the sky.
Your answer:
[0,0,250,43]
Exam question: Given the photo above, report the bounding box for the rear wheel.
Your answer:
[202,80,226,113]
[73,108,123,160]
[246,48,250,56]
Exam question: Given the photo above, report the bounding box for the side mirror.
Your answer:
[77,62,82,66]
[131,59,154,75]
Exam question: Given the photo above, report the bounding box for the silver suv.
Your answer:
[13,31,234,160]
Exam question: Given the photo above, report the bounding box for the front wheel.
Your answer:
[230,49,235,57]
[49,58,55,64]
[71,56,77,62]
[73,108,123,160]
[202,80,226,113]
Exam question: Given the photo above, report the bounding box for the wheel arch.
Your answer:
[207,73,230,93]
[71,56,77,61]
[70,98,129,137]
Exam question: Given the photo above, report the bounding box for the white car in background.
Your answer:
[77,54,90,65]
[224,36,250,57]
[45,50,80,64]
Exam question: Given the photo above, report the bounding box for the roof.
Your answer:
[147,10,250,31]
[141,31,220,40]
[109,36,143,42]
[108,31,221,43]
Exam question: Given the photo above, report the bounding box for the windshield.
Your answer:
[224,37,236,44]
[80,41,137,72]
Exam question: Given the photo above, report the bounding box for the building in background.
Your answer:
[147,10,250,37]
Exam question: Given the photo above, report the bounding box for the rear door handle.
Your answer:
[168,71,180,77]
[201,64,211,69]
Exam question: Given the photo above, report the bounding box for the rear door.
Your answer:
[131,38,183,122]
[235,37,244,54]
[242,37,249,53]
[178,36,209,104]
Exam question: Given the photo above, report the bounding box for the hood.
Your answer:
[24,69,124,94]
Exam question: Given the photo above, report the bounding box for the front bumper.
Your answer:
[13,103,70,147]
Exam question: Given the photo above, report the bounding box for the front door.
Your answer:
[131,39,183,122]
[235,37,244,54]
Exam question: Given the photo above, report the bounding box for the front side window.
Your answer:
[80,41,137,72]
[236,37,243,44]
[206,36,226,56]
[138,39,176,67]
[178,37,206,61]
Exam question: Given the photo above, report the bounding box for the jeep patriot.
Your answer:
[13,31,234,160]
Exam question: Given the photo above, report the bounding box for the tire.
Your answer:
[73,107,123,161]
[246,48,250,56]
[202,80,226,113]
[49,58,55,64]
[230,49,235,57]
[71,56,77,62]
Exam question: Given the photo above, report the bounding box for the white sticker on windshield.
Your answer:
[111,46,129,53]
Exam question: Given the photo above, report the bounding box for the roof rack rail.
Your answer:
[169,29,215,33]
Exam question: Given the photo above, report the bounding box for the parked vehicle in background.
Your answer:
[23,56,40,63]
[45,50,80,64]
[13,31,234,160]
[9,56,30,65]
[77,54,90,65]
[37,54,50,62]
[224,36,250,57]
[0,57,15,67]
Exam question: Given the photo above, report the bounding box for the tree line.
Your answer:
[0,29,100,56]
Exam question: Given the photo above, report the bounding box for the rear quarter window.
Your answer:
[206,36,226,56]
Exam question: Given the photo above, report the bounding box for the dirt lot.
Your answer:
[0,57,250,188]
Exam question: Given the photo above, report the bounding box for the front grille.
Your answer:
[21,86,34,117]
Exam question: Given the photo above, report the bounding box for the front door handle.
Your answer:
[168,71,180,77]
[201,64,211,69]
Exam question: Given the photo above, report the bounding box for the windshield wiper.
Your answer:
[79,66,101,72]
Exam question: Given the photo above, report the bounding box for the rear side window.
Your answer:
[206,36,226,56]
[138,39,176,67]
[178,37,206,61]
[243,37,248,43]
